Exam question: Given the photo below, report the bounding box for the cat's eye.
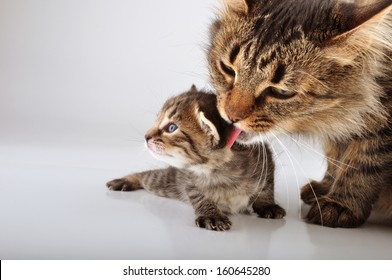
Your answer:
[268,87,296,99]
[219,61,236,77]
[164,123,178,133]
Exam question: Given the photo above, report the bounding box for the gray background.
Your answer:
[1,0,391,259]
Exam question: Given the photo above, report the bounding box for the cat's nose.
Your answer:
[224,89,253,123]
[226,111,242,123]
[226,106,249,123]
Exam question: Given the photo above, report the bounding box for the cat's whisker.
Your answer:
[265,134,291,212]
[269,133,302,216]
[270,132,323,226]
[273,124,356,171]
[249,143,266,206]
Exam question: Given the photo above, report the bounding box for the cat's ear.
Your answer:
[195,106,220,145]
[330,1,392,41]
[223,0,255,14]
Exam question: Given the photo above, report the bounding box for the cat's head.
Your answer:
[145,86,235,170]
[208,0,392,143]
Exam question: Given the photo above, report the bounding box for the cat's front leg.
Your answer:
[301,142,338,204]
[306,139,384,228]
[106,174,143,192]
[186,187,231,231]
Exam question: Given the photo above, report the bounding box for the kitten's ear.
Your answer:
[190,84,197,92]
[195,106,220,145]
[331,0,392,40]
[223,0,255,14]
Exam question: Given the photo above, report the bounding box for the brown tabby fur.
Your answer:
[208,0,392,227]
[107,87,285,231]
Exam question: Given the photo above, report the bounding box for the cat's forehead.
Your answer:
[215,0,338,51]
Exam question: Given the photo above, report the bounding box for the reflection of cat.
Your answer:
[107,87,285,231]
[207,0,392,228]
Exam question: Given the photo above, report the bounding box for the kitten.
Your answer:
[207,0,392,228]
[107,86,285,231]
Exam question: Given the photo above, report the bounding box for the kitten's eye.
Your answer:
[268,87,296,99]
[164,123,178,133]
[219,61,236,77]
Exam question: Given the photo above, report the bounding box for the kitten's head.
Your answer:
[145,86,235,169]
[208,0,392,143]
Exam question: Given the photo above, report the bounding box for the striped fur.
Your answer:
[208,0,392,227]
[107,87,285,231]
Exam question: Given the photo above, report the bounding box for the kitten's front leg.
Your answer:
[186,187,231,231]
[107,167,185,200]
[107,174,143,192]
[251,183,286,219]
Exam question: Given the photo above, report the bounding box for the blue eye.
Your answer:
[165,123,178,133]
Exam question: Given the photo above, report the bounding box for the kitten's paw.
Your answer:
[254,204,286,219]
[195,215,232,231]
[301,181,330,205]
[106,177,141,192]
[306,198,366,228]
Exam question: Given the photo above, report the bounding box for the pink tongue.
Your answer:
[227,128,242,148]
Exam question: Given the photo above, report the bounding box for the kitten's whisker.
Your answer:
[127,138,145,144]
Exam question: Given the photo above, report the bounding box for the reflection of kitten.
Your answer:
[207,0,392,228]
[107,86,285,231]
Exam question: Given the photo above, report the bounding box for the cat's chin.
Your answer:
[235,130,274,145]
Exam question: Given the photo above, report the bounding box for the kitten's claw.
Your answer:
[106,178,141,192]
[254,204,286,219]
[301,181,330,205]
[306,197,366,228]
[195,215,232,231]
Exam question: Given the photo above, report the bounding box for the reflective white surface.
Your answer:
[1,131,391,260]
[0,0,391,260]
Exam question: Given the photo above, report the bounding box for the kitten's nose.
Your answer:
[145,128,159,142]
[145,134,152,142]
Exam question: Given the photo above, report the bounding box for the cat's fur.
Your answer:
[208,0,392,227]
[107,87,285,231]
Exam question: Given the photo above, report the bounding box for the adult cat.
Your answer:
[208,0,392,227]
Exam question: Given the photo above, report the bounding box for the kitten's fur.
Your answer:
[208,0,392,227]
[107,87,285,231]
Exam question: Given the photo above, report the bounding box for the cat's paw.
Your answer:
[254,204,286,219]
[106,177,141,192]
[301,181,330,205]
[195,215,232,231]
[306,198,366,228]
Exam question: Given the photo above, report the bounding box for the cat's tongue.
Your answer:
[227,127,242,148]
